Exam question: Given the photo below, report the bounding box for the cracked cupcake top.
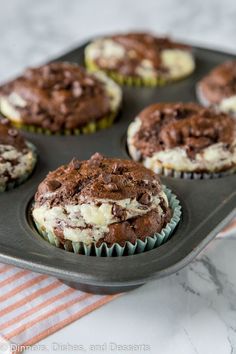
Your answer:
[32,153,171,246]
[129,103,235,158]
[127,103,236,174]
[0,62,120,132]
[35,153,164,207]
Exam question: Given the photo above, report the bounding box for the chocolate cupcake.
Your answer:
[32,153,181,256]
[0,117,37,191]
[85,32,195,86]
[197,61,236,116]
[127,103,236,178]
[0,62,122,134]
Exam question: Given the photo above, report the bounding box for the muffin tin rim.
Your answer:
[0,40,235,293]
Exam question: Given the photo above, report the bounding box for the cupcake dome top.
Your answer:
[33,153,171,247]
[95,32,190,74]
[85,32,195,83]
[0,62,120,133]
[127,103,236,174]
[130,103,235,157]
[35,153,165,207]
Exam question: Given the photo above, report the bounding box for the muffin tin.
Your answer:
[0,41,235,294]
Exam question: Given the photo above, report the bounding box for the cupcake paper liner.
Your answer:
[152,164,236,179]
[0,142,37,192]
[130,146,236,179]
[85,57,166,87]
[34,186,181,257]
[11,112,116,136]
[85,57,193,87]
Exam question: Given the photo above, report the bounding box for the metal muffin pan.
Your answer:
[0,42,235,294]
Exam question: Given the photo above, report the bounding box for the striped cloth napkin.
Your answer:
[0,220,235,354]
[0,268,117,354]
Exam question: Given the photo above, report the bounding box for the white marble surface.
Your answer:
[0,0,236,353]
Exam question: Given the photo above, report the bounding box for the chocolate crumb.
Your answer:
[46,180,62,192]
[112,204,127,220]
[138,192,151,205]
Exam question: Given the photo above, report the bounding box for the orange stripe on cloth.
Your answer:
[0,265,13,273]
[1,287,75,333]
[0,270,29,289]
[0,280,62,327]
[20,294,118,350]
[5,293,92,339]
[0,274,48,302]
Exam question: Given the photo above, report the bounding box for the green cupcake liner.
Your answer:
[12,112,116,135]
[85,57,166,87]
[0,142,37,192]
[34,186,181,257]
[86,57,195,87]
[86,56,197,87]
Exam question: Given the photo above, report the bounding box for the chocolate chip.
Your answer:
[112,204,126,220]
[70,158,81,170]
[173,109,180,118]
[112,163,123,174]
[90,152,103,161]
[105,183,119,192]
[46,180,61,191]
[88,153,103,165]
[8,128,18,137]
[159,198,167,213]
[137,192,151,205]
